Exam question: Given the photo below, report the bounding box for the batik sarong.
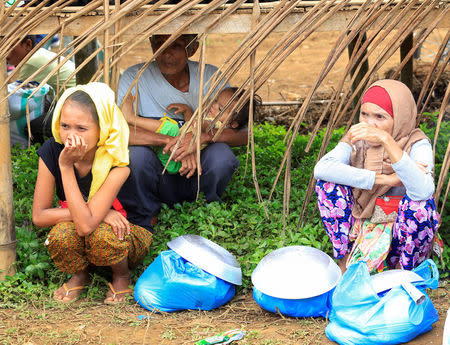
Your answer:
[46,222,153,273]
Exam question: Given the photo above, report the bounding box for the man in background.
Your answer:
[7,35,75,91]
[116,34,246,231]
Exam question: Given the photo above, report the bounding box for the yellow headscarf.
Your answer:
[52,82,129,201]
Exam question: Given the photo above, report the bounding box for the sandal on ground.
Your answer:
[53,283,86,303]
[104,282,133,305]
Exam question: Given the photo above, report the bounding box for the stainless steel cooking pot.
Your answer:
[167,234,242,285]
[251,246,341,299]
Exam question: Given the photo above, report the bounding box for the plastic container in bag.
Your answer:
[251,246,341,317]
[325,259,439,345]
[253,286,333,317]
[134,250,236,312]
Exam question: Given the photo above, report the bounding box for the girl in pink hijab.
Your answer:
[314,79,439,273]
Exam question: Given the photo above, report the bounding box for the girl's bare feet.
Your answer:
[104,258,132,304]
[54,268,90,303]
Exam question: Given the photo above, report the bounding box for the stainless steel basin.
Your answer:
[251,246,341,299]
[167,234,242,285]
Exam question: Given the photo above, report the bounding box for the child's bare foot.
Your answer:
[54,269,90,303]
[104,277,132,304]
[104,259,132,304]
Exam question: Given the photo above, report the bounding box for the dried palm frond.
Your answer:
[1,0,448,227]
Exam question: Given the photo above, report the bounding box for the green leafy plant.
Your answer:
[11,144,39,228]
[15,226,52,280]
[420,112,450,277]
[2,121,448,306]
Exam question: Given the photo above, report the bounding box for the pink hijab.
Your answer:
[343,79,429,219]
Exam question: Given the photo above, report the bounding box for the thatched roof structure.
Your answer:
[0,0,449,243]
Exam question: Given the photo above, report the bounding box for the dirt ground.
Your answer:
[3,30,449,345]
[1,286,449,345]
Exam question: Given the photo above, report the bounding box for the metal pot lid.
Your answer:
[371,269,424,294]
[167,234,242,285]
[251,246,341,299]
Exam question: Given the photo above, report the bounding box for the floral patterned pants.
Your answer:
[315,180,439,270]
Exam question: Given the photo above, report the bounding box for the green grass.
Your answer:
[1,120,448,307]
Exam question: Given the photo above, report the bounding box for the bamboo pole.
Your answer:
[0,58,16,281]
[111,0,122,94]
[75,40,99,85]
[347,32,369,109]
[0,0,448,235]
[103,0,110,85]
[248,0,269,219]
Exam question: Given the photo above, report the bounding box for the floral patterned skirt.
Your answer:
[45,222,153,274]
[347,219,393,273]
[315,180,439,270]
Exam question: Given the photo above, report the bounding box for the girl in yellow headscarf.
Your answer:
[32,82,153,304]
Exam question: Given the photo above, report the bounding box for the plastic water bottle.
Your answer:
[5,0,25,7]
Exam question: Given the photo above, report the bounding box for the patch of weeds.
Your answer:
[29,329,60,342]
[0,273,50,308]
[4,327,17,335]
[11,144,39,226]
[4,122,450,307]
[290,329,309,339]
[85,272,109,301]
[0,338,13,345]
[62,329,82,343]
[299,319,315,326]
[195,326,214,336]
[15,226,53,280]
[188,324,201,340]
[191,327,218,342]
[18,310,36,320]
[246,330,261,339]
[161,328,177,340]
[259,339,282,345]
[420,112,450,278]
[127,318,145,327]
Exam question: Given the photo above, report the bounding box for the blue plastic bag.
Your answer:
[326,259,439,345]
[134,250,235,312]
[253,287,332,317]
